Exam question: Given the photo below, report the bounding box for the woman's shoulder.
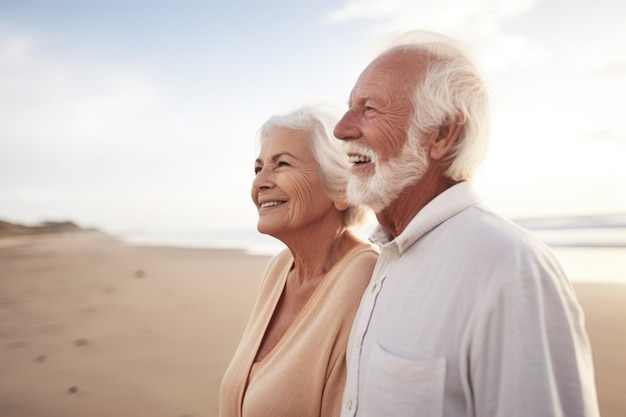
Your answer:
[322,242,377,309]
[342,241,379,268]
[256,248,292,291]
[267,247,293,268]
[331,242,378,284]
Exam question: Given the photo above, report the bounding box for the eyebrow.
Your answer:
[255,151,299,165]
[348,92,374,108]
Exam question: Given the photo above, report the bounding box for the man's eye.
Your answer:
[254,166,262,175]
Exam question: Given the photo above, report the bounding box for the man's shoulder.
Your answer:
[433,204,557,267]
[456,205,541,243]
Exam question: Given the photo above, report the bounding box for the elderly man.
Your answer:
[334,30,600,417]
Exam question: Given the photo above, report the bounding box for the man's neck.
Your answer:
[376,168,458,238]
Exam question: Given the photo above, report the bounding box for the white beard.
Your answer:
[346,126,429,213]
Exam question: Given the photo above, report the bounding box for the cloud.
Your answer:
[592,61,626,79]
[323,0,545,72]
[0,33,31,62]
[0,31,162,152]
[324,0,398,22]
[0,26,266,232]
[578,129,626,144]
[324,0,539,29]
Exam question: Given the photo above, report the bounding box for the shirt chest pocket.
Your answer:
[361,342,446,417]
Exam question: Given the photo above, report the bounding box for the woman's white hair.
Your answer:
[383,30,492,181]
[258,103,371,228]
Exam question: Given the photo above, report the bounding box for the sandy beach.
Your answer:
[0,233,624,417]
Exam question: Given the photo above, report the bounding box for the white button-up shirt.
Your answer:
[342,181,599,417]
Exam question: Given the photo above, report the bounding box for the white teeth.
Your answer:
[348,155,371,163]
[345,143,375,164]
[260,201,285,208]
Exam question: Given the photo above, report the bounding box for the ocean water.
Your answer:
[518,216,626,284]
[121,217,626,285]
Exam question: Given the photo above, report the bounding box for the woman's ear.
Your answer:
[334,200,349,211]
[430,120,462,161]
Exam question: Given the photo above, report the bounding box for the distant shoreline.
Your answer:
[0,219,102,237]
[3,216,626,257]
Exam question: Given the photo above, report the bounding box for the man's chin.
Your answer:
[347,182,384,212]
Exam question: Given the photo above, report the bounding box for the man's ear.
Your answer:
[430,121,462,161]
[334,200,349,211]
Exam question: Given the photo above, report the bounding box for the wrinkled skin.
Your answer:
[335,49,461,236]
[251,128,339,244]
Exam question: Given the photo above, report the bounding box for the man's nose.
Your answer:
[334,110,360,141]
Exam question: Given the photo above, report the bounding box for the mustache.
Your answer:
[343,143,377,161]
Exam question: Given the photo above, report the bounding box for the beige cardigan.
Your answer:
[219,243,377,417]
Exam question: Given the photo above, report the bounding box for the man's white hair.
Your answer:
[382,30,493,181]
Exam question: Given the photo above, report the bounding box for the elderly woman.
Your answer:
[219,104,378,417]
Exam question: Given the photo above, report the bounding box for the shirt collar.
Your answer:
[369,181,482,255]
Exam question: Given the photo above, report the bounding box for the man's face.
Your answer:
[334,50,430,212]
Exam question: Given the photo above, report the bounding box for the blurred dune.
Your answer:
[0,219,100,237]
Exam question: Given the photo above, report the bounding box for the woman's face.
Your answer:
[251,128,335,239]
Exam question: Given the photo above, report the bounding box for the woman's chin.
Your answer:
[256,224,278,239]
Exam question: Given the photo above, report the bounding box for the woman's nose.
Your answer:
[252,168,273,190]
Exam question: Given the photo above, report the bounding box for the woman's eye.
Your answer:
[254,166,262,175]
[277,161,291,167]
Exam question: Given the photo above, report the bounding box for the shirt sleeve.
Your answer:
[465,250,600,417]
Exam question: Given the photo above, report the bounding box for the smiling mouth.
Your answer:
[260,201,286,208]
[348,154,372,165]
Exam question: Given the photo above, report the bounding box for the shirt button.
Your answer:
[347,399,353,411]
[371,282,378,293]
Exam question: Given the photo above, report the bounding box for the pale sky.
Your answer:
[1,0,625,235]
